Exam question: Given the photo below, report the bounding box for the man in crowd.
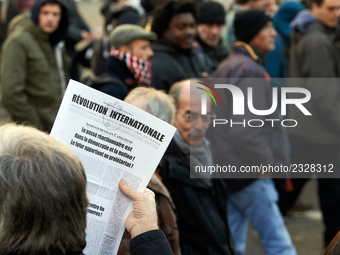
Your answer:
[1,0,69,132]
[150,1,209,92]
[196,1,229,75]
[160,79,235,254]
[91,24,155,100]
[212,9,296,255]
[288,0,340,246]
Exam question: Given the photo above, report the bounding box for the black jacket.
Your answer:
[31,0,69,47]
[160,140,235,255]
[90,56,133,100]
[196,36,229,76]
[150,39,208,92]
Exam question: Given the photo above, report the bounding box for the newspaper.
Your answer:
[50,80,176,254]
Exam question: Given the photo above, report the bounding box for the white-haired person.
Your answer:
[0,123,173,255]
[123,87,181,255]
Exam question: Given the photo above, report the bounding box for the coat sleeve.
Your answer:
[1,37,43,129]
[129,230,174,255]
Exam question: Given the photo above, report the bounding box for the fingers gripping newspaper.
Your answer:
[50,80,176,255]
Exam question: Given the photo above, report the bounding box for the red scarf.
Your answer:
[109,48,152,87]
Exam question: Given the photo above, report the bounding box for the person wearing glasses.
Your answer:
[158,79,235,255]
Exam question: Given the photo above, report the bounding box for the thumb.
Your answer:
[119,179,139,199]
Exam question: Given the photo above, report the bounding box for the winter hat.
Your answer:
[109,24,157,48]
[234,9,272,43]
[196,2,225,24]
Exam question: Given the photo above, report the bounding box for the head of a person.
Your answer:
[311,0,340,28]
[125,87,176,125]
[109,24,157,60]
[151,0,197,49]
[0,123,88,254]
[264,0,279,16]
[196,1,225,46]
[169,79,213,146]
[236,0,269,9]
[234,9,276,55]
[31,0,69,45]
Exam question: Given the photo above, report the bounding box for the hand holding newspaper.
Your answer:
[50,80,176,254]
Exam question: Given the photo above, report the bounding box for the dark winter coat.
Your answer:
[90,56,134,100]
[288,19,340,144]
[196,36,229,76]
[150,39,209,92]
[1,230,173,255]
[160,140,235,255]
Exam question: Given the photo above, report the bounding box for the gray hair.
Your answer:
[0,123,88,254]
[125,87,176,125]
[169,80,185,110]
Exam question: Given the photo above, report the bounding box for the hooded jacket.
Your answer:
[1,0,70,132]
[288,13,340,144]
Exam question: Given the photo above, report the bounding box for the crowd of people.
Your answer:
[1,0,340,254]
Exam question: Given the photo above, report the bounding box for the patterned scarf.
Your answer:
[109,48,152,87]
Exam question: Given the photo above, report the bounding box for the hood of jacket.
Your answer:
[31,0,69,46]
[273,1,304,47]
[290,10,316,34]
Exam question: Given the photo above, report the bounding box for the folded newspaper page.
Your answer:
[50,80,176,254]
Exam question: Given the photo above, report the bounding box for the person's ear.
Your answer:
[119,45,132,54]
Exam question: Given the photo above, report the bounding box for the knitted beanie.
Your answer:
[196,1,225,24]
[234,9,272,43]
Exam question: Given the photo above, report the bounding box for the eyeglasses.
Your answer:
[182,112,216,124]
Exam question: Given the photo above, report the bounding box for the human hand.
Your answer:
[119,179,159,238]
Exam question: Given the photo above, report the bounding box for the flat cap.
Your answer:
[109,24,157,48]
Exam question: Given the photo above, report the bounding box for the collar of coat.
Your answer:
[234,41,260,61]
